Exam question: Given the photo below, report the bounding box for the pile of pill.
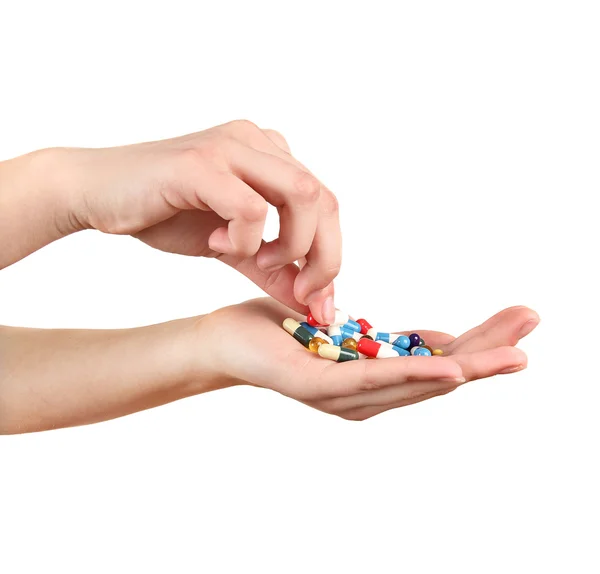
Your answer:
[282,310,443,363]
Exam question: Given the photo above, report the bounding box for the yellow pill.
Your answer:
[432,348,444,356]
[341,338,358,350]
[309,337,327,353]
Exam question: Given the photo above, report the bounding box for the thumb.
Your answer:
[217,251,308,316]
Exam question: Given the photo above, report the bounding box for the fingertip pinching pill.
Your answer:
[283,318,314,348]
[318,343,359,362]
[330,310,350,326]
[306,312,328,328]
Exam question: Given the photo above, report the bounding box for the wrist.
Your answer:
[32,147,90,235]
[187,312,241,394]
[1,147,86,237]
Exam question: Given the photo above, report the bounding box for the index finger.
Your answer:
[293,188,342,308]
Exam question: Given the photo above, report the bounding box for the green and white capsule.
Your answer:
[318,343,359,363]
[283,318,314,348]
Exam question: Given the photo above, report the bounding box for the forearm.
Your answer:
[0,315,226,434]
[0,148,80,269]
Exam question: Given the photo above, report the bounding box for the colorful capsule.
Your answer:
[411,346,432,356]
[283,318,314,348]
[341,338,358,350]
[366,329,402,344]
[327,325,343,346]
[318,343,359,362]
[342,319,362,332]
[330,310,350,326]
[340,326,363,342]
[357,338,401,359]
[308,337,327,353]
[391,334,410,349]
[408,333,421,349]
[300,322,334,344]
[432,348,444,356]
[419,338,425,346]
[377,340,410,356]
[307,309,350,328]
[356,318,373,335]
[306,311,327,328]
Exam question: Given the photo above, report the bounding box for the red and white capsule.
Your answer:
[357,338,401,359]
[356,318,373,335]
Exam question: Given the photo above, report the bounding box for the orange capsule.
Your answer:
[341,338,358,350]
[309,337,327,353]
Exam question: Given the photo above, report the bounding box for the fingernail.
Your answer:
[322,296,335,325]
[437,377,466,384]
[518,319,539,339]
[499,365,525,374]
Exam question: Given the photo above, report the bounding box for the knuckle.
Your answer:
[293,172,321,203]
[279,239,309,263]
[227,118,261,136]
[239,195,268,222]
[321,190,339,216]
[263,128,290,152]
[232,242,259,258]
[178,144,224,168]
[320,262,342,283]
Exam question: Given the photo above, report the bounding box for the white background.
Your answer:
[1,1,598,572]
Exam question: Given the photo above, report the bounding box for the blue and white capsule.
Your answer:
[366,329,400,344]
[378,340,410,356]
[340,326,363,342]
[342,319,362,333]
[391,334,410,349]
[411,346,432,356]
[327,325,343,346]
[300,322,334,345]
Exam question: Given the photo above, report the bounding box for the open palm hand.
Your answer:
[198,299,539,421]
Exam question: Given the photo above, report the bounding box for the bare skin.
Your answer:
[0,120,340,323]
[0,121,539,434]
[0,298,538,434]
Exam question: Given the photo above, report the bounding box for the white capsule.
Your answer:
[330,309,350,327]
